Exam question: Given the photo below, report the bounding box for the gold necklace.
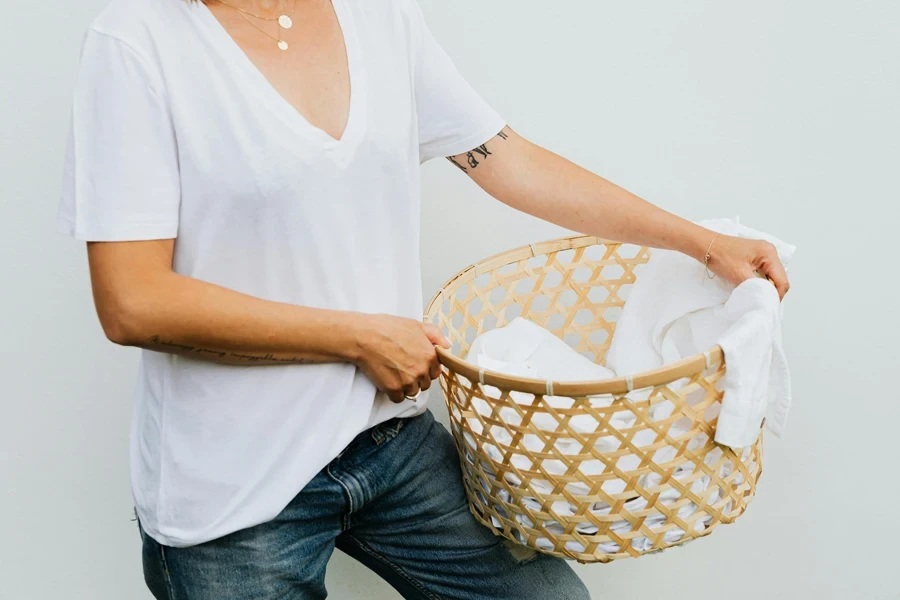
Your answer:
[210,0,297,50]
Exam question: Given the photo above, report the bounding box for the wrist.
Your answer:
[679,225,717,264]
[341,311,374,365]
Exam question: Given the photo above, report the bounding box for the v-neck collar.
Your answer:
[194,0,367,163]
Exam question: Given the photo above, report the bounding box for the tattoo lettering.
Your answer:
[226,352,313,364]
[445,127,509,174]
[146,335,313,364]
[147,336,201,353]
[447,156,468,172]
[470,144,492,159]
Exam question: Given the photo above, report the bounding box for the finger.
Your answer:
[429,359,442,381]
[760,260,790,300]
[422,324,451,349]
[387,389,406,404]
[418,374,432,392]
[402,383,421,400]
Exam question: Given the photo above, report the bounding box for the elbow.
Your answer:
[100,313,137,347]
[97,296,149,347]
[87,240,174,347]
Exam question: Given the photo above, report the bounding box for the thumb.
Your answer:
[422,323,451,349]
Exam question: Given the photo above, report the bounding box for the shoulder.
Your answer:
[343,0,424,43]
[87,0,189,56]
[343,0,423,25]
[77,0,194,92]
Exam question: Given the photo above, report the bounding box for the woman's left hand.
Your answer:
[705,234,791,300]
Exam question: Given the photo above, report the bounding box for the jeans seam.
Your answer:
[326,464,355,531]
[158,544,177,600]
[342,533,440,600]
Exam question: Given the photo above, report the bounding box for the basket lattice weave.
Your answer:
[424,235,763,563]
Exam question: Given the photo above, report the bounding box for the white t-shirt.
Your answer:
[58,0,505,547]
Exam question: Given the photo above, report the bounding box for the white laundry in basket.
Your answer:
[463,317,725,553]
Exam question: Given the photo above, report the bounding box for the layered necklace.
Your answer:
[209,0,298,50]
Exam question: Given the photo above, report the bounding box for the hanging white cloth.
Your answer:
[605,217,795,447]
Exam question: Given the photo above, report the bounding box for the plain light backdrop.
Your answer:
[2,1,898,599]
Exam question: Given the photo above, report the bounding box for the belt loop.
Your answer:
[371,426,385,445]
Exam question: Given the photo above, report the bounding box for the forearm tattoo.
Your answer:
[447,127,509,173]
[146,335,314,364]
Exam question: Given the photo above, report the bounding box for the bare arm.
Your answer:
[448,127,790,298]
[87,239,448,401]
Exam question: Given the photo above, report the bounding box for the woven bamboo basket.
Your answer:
[423,235,763,563]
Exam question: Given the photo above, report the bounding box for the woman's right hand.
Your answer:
[353,314,451,403]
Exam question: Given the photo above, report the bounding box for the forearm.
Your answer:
[456,129,713,262]
[89,245,366,366]
[131,274,364,365]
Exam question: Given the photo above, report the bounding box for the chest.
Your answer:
[205,0,352,142]
[164,1,419,208]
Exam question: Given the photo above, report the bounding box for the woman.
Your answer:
[60,0,789,598]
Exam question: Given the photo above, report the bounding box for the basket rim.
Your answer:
[424,234,725,396]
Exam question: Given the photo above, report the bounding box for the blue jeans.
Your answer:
[140,410,590,599]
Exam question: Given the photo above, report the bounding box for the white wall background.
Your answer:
[2,0,898,598]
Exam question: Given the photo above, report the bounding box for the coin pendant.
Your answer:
[278,15,293,29]
[277,40,289,51]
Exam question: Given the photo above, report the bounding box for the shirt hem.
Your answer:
[420,116,507,163]
[57,215,178,241]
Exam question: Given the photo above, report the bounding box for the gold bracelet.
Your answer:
[704,233,720,279]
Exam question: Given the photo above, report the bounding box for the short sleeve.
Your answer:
[58,30,180,241]
[408,2,506,163]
